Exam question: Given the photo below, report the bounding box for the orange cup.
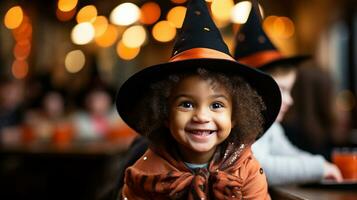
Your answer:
[52,123,73,145]
[106,123,137,141]
[332,148,357,180]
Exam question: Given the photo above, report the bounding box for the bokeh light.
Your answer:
[95,24,119,47]
[140,2,161,25]
[92,16,108,38]
[116,41,140,60]
[58,0,78,12]
[122,25,147,48]
[263,15,277,34]
[277,17,295,38]
[4,6,23,29]
[231,1,251,24]
[12,60,28,79]
[12,16,32,42]
[65,50,86,73]
[110,3,140,26]
[171,0,187,4]
[263,16,295,39]
[76,5,97,23]
[211,0,234,22]
[56,7,76,21]
[13,40,31,60]
[71,22,95,45]
[152,21,177,42]
[167,6,186,28]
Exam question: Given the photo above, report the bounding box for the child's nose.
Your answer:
[192,107,210,123]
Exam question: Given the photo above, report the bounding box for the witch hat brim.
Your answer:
[238,49,311,71]
[259,55,311,71]
[116,0,281,138]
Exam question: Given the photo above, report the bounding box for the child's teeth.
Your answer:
[192,131,211,135]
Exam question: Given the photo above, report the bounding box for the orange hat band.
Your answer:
[237,50,283,68]
[169,48,235,62]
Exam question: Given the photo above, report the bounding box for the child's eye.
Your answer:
[179,101,193,108]
[211,102,224,109]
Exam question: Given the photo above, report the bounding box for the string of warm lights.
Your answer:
[3,0,296,78]
[4,6,32,79]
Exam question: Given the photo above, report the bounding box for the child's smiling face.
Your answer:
[168,75,233,164]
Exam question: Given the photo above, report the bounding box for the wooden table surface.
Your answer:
[270,184,357,200]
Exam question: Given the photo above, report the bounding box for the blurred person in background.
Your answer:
[0,76,25,144]
[282,63,341,161]
[233,0,342,185]
[72,85,116,141]
[24,89,72,143]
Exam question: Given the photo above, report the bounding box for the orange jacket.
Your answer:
[122,143,270,200]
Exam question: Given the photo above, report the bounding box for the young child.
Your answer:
[233,0,342,185]
[283,64,339,160]
[115,0,281,199]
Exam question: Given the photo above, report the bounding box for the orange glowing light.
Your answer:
[12,21,32,41]
[92,16,108,38]
[263,16,295,39]
[273,17,285,36]
[152,21,177,42]
[167,6,186,28]
[58,0,78,12]
[279,17,295,38]
[13,40,31,60]
[4,6,23,29]
[95,24,119,47]
[76,5,97,23]
[56,7,76,21]
[12,60,29,79]
[140,2,161,25]
[263,15,278,36]
[116,41,140,60]
[171,0,187,4]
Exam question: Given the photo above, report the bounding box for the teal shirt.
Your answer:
[184,162,208,170]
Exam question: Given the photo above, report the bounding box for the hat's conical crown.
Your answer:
[233,0,283,68]
[169,0,234,62]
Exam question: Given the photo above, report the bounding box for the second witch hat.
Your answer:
[234,0,309,71]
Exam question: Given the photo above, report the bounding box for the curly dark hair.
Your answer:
[132,68,266,147]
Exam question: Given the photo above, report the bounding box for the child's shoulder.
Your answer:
[237,149,264,181]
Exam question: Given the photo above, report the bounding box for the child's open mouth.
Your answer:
[187,130,217,136]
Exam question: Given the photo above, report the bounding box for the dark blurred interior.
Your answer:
[0,0,356,199]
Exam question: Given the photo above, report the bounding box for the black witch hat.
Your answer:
[234,0,309,71]
[116,0,281,136]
